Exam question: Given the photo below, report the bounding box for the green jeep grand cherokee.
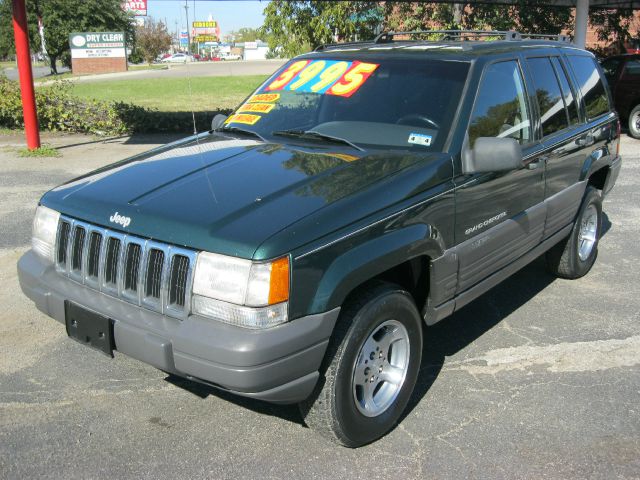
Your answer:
[19,31,622,447]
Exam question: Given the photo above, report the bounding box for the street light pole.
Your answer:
[574,0,589,49]
[184,0,190,53]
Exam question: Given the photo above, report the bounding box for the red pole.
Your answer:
[12,0,40,150]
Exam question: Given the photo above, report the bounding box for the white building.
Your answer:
[240,41,269,61]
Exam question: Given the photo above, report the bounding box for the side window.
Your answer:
[551,57,579,125]
[567,55,610,120]
[469,61,531,147]
[622,59,640,76]
[527,57,569,136]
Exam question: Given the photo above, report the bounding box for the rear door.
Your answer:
[530,53,617,240]
[523,55,586,239]
[454,58,546,293]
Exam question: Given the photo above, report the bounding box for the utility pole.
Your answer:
[184,0,190,54]
[453,4,463,28]
[11,0,40,149]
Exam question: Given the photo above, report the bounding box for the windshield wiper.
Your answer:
[216,126,266,142]
[271,129,364,151]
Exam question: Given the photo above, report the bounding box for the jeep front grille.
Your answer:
[55,216,197,318]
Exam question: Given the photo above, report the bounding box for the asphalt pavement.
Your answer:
[0,132,638,479]
[2,64,70,81]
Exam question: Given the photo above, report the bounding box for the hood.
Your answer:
[42,133,448,259]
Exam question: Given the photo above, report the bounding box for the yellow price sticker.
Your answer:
[225,113,262,125]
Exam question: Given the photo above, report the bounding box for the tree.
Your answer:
[383,2,573,35]
[136,18,171,65]
[0,0,39,59]
[589,8,635,53]
[261,1,382,58]
[0,0,133,74]
[228,27,261,43]
[261,2,577,56]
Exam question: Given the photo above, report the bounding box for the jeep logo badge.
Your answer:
[109,212,131,228]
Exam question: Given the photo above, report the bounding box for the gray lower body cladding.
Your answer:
[18,250,340,404]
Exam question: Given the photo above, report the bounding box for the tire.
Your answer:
[545,186,602,279]
[628,105,640,139]
[299,282,423,447]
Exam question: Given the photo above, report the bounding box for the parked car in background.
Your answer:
[624,39,640,55]
[601,54,640,138]
[161,53,193,63]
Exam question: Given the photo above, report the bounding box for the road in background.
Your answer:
[34,60,287,85]
[2,64,70,80]
[0,132,638,479]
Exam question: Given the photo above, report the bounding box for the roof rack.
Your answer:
[372,29,570,44]
[314,40,375,52]
[313,29,571,52]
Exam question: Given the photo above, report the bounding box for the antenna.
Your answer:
[181,0,198,136]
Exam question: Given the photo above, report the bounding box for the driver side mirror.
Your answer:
[211,114,228,131]
[462,137,523,174]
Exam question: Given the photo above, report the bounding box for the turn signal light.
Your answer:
[268,256,290,305]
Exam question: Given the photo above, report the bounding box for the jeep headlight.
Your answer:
[32,205,60,263]
[192,252,290,329]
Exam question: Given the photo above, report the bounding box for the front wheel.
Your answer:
[299,282,423,447]
[545,186,602,279]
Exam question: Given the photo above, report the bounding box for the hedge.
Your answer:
[0,75,230,136]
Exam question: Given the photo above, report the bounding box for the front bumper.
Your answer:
[18,250,339,404]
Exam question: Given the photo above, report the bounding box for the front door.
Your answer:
[454,59,546,294]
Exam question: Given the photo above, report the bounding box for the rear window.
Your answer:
[567,55,610,120]
[527,57,569,136]
[551,57,579,125]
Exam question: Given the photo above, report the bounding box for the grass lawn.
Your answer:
[70,75,268,112]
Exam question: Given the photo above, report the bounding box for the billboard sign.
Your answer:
[69,32,126,59]
[194,35,217,43]
[123,0,147,16]
[192,20,220,42]
[193,21,217,28]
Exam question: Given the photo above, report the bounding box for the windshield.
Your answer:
[222,56,470,151]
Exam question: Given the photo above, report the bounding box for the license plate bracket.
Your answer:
[65,301,115,357]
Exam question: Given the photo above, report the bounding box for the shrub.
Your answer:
[0,75,230,136]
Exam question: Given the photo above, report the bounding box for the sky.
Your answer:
[146,0,269,37]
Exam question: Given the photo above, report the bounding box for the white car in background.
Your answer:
[221,53,242,61]
[161,53,193,63]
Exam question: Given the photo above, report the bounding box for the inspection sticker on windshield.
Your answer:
[225,113,261,125]
[408,132,432,147]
